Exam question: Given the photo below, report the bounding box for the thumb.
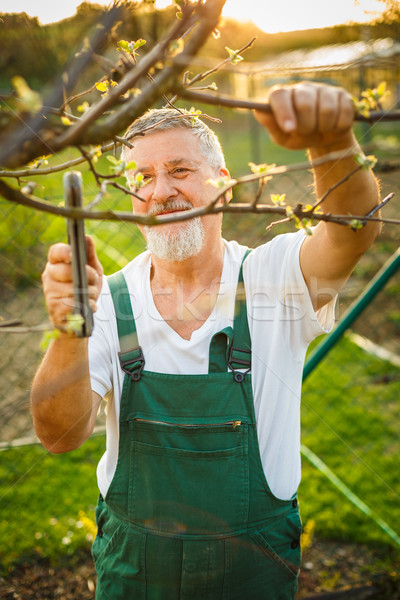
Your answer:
[85,235,103,276]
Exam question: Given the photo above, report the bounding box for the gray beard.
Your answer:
[145,200,205,262]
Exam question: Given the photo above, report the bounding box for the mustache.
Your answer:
[148,199,193,216]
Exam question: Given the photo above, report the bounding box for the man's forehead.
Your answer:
[130,127,200,152]
[128,129,206,169]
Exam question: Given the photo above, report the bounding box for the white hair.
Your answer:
[121,108,225,169]
[144,199,205,262]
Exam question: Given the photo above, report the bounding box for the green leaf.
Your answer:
[225,47,244,65]
[11,76,42,113]
[349,219,364,230]
[64,314,85,336]
[132,172,151,189]
[106,155,121,166]
[95,81,108,93]
[354,153,378,170]
[271,193,286,206]
[132,38,146,50]
[40,329,60,352]
[117,40,130,51]
[207,175,235,189]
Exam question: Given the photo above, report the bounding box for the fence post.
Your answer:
[303,247,400,381]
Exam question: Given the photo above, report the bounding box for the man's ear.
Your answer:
[219,167,233,203]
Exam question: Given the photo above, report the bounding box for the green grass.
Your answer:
[1,336,399,574]
[0,435,106,574]
[300,335,400,549]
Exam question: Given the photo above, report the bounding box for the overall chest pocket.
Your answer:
[128,419,249,535]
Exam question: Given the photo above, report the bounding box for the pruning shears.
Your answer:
[63,171,94,338]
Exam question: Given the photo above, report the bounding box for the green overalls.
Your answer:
[92,255,302,599]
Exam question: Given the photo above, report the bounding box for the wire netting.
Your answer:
[0,118,399,571]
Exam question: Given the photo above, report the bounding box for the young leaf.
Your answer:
[117,40,130,52]
[11,76,42,113]
[106,155,121,166]
[207,175,235,189]
[354,153,378,170]
[95,81,109,93]
[40,329,60,352]
[64,314,85,336]
[225,47,244,65]
[271,193,286,206]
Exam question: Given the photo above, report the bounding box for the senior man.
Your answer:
[31,82,380,599]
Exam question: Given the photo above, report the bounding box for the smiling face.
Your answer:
[125,128,229,260]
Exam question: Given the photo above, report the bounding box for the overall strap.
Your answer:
[108,271,145,382]
[228,248,252,382]
[208,327,233,373]
[208,249,252,381]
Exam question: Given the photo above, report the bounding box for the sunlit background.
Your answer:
[0,0,386,31]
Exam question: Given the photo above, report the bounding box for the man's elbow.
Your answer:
[37,430,89,454]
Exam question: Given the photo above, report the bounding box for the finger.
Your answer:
[43,261,74,284]
[292,84,318,134]
[48,243,72,265]
[86,264,101,287]
[318,87,339,133]
[336,90,355,131]
[85,235,103,277]
[268,87,297,133]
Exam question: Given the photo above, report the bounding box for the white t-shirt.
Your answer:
[89,231,335,500]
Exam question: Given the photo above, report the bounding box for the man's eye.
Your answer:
[172,168,189,176]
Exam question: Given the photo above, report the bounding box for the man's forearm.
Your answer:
[31,334,100,453]
[309,131,381,251]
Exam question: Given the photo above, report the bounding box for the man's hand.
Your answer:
[42,235,103,331]
[255,82,355,152]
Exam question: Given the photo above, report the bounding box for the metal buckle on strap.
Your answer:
[228,345,251,383]
[118,347,145,382]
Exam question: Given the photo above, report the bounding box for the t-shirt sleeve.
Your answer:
[244,230,336,349]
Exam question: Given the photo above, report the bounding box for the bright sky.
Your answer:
[0,0,385,32]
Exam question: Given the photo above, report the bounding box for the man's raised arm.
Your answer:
[255,82,380,310]
[30,236,103,453]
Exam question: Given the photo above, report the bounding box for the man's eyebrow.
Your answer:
[165,158,199,167]
[133,158,199,174]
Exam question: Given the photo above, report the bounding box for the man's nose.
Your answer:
[152,172,178,202]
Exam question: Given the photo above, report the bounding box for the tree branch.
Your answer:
[0,5,125,169]
[0,177,395,228]
[174,87,400,122]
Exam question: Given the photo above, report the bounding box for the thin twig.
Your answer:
[266,217,291,231]
[365,192,394,218]
[311,165,363,212]
[169,36,257,104]
[0,322,53,333]
[251,177,268,208]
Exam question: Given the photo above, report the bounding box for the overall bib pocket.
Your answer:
[128,419,249,534]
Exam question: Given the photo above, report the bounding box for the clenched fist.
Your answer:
[255,82,356,152]
[41,235,103,331]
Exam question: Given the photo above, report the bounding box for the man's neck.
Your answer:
[149,239,225,340]
[149,238,225,290]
